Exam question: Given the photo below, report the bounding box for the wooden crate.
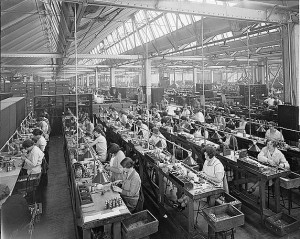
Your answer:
[203,204,244,232]
[121,210,158,239]
[77,184,94,207]
[280,172,300,189]
[215,192,242,210]
[265,212,300,236]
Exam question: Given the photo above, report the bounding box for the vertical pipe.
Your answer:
[74,5,79,148]
[246,25,251,136]
[201,18,206,144]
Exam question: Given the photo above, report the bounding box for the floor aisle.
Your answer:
[32,136,77,239]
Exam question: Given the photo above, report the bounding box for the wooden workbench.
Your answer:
[101,119,224,239]
[0,158,22,208]
[63,124,131,239]
[217,151,290,222]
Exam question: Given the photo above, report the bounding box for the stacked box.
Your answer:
[0,83,4,92]
[27,85,35,97]
[5,83,12,93]
[35,83,42,95]
[42,82,49,95]
[26,96,34,114]
[49,82,56,94]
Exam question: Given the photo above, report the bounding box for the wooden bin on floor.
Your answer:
[280,172,300,189]
[215,192,242,210]
[121,210,158,239]
[202,204,245,232]
[265,212,300,236]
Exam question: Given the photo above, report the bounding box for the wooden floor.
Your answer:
[32,136,77,239]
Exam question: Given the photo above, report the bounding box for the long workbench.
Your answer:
[156,123,293,223]
[63,120,131,239]
[100,118,225,238]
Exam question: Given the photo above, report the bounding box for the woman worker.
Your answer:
[104,143,125,181]
[89,128,107,162]
[201,146,225,188]
[32,128,49,166]
[247,140,289,193]
[112,157,141,212]
[21,139,44,175]
[265,122,284,142]
[235,116,247,134]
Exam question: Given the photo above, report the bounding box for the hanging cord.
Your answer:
[145,13,150,149]
[75,5,79,159]
[201,18,206,144]
[246,24,251,136]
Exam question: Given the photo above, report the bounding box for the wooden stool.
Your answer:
[215,228,235,239]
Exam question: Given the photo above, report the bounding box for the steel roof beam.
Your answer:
[60,0,292,24]
[1,53,143,60]
[1,53,63,58]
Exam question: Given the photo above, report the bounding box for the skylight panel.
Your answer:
[139,29,147,43]
[152,21,164,37]
[157,17,169,34]
[125,21,133,32]
[166,13,177,31]
[193,15,202,21]
[179,14,191,26]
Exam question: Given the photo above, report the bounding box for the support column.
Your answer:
[257,59,266,84]
[211,70,214,84]
[86,75,90,88]
[79,75,82,86]
[282,23,299,105]
[251,65,257,84]
[193,67,197,92]
[95,68,99,89]
[143,58,152,105]
[173,70,176,85]
[110,68,116,88]
[265,58,269,92]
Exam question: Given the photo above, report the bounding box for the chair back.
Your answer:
[133,187,144,213]
[223,174,229,193]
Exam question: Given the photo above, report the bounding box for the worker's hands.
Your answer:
[112,185,122,193]
[267,160,276,166]
[279,163,285,168]
[21,155,26,162]
[112,180,123,186]
[104,164,111,171]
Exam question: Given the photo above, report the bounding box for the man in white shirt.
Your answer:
[136,120,149,139]
[264,96,275,106]
[149,127,167,149]
[181,106,191,118]
[191,108,205,123]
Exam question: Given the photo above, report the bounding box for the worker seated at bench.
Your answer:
[247,140,289,194]
[21,139,44,176]
[222,129,238,151]
[265,122,284,142]
[112,157,141,213]
[149,127,167,150]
